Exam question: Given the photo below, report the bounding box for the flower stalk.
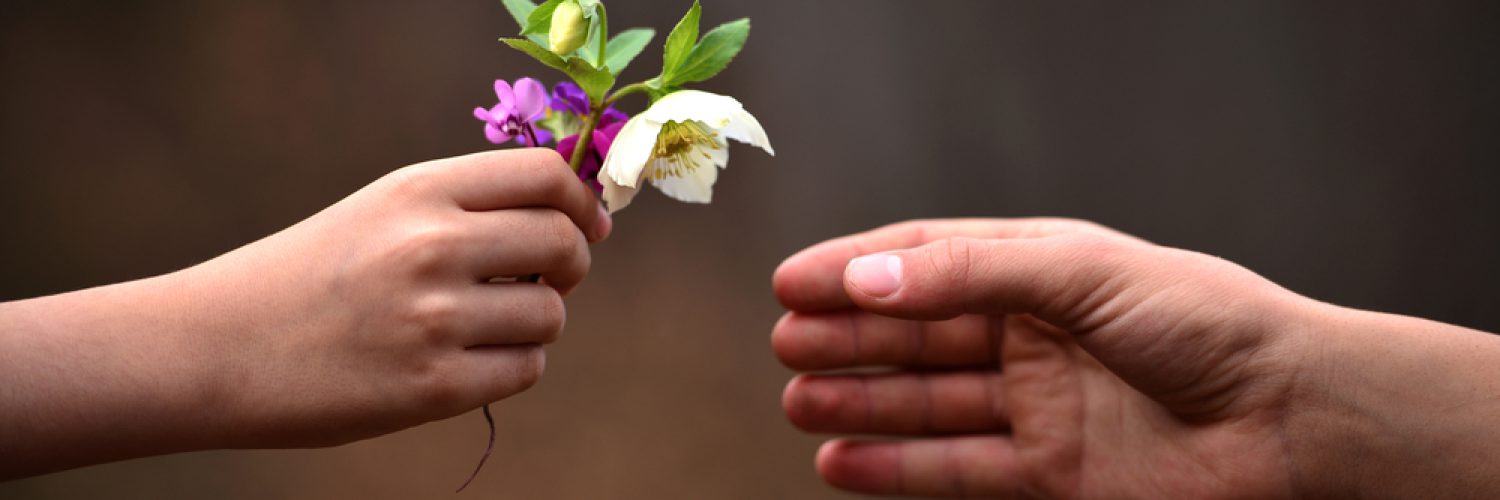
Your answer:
[566,82,650,173]
[567,107,600,174]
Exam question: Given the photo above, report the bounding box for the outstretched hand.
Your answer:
[0,149,610,477]
[772,219,1314,498]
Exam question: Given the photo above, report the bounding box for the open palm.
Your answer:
[774,219,1310,498]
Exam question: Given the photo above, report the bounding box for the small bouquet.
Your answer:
[459,0,772,491]
[473,0,774,214]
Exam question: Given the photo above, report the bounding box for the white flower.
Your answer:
[599,90,774,213]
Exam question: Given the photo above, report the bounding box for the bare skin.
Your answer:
[773,218,1500,498]
[0,149,611,479]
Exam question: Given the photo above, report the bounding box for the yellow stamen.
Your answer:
[650,121,721,180]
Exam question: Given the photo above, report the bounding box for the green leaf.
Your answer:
[502,0,537,30]
[500,38,567,71]
[565,58,616,103]
[605,28,655,76]
[523,0,564,36]
[500,0,548,45]
[503,38,613,100]
[665,18,749,86]
[661,0,700,77]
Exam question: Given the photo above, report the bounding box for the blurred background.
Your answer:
[2,0,1497,498]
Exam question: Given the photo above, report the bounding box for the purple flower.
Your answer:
[550,81,592,117]
[558,120,626,194]
[550,82,630,127]
[599,107,629,128]
[473,78,552,146]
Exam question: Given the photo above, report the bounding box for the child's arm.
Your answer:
[0,149,610,478]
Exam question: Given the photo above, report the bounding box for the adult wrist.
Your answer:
[1282,302,1500,497]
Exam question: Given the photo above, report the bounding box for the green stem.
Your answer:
[594,5,609,69]
[565,80,654,173]
[604,82,654,107]
[568,107,602,173]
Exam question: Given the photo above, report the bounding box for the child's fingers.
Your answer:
[447,284,566,348]
[423,149,609,243]
[462,208,591,293]
[452,344,548,407]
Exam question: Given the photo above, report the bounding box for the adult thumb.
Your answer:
[841,234,1148,330]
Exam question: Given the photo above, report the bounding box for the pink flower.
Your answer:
[472,78,552,146]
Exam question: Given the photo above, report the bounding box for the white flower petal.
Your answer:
[600,115,663,188]
[650,155,718,204]
[706,137,730,168]
[642,90,741,128]
[719,107,775,156]
[600,169,642,213]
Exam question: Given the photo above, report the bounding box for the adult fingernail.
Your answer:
[846,255,902,298]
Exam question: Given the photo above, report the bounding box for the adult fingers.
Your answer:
[774,218,1135,312]
[408,149,612,243]
[772,312,1000,371]
[784,372,1008,436]
[816,437,1024,497]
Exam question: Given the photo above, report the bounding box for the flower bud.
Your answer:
[549,0,588,56]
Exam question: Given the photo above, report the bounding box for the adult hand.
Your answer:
[772,218,1500,498]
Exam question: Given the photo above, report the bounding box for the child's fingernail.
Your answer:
[593,203,613,241]
[847,255,902,298]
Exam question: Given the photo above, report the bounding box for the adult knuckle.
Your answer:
[932,237,977,286]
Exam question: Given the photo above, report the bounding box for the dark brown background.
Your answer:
[3,1,1497,498]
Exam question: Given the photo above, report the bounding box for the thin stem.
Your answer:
[604,82,654,107]
[595,5,609,69]
[455,405,497,493]
[522,123,541,149]
[567,107,602,173]
[456,124,546,494]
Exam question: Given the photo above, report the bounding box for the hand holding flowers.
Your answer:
[486,0,773,212]
[456,0,773,490]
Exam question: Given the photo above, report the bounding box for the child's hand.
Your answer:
[0,149,610,477]
[181,149,611,448]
